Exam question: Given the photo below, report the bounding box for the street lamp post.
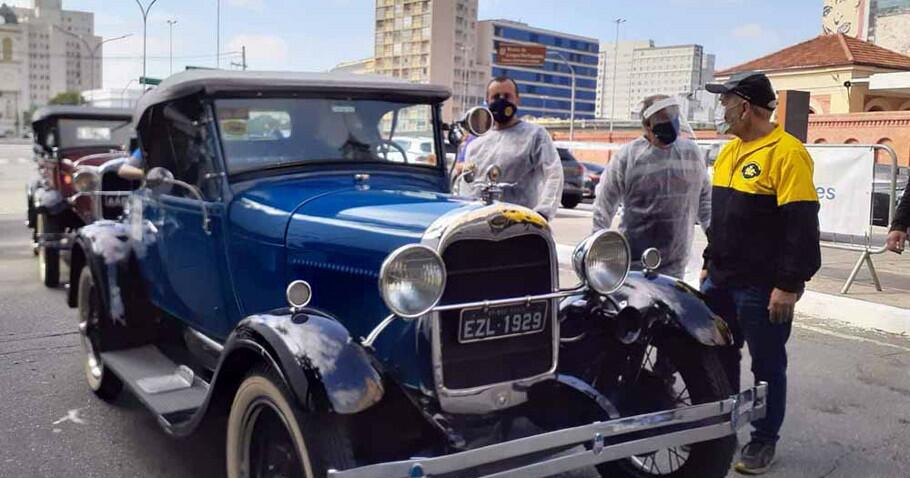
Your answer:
[53,26,131,101]
[216,0,221,68]
[547,50,576,141]
[609,18,626,137]
[134,0,159,82]
[167,19,177,75]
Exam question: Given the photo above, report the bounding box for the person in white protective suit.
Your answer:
[592,94,711,278]
[463,76,564,220]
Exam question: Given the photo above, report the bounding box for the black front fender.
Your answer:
[227,310,385,415]
[610,272,732,346]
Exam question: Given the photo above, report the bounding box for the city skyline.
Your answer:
[4,0,821,91]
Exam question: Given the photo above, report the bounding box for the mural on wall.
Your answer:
[823,0,871,39]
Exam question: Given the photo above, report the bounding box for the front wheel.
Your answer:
[227,367,355,478]
[77,266,123,401]
[36,212,60,287]
[561,195,581,209]
[596,337,735,478]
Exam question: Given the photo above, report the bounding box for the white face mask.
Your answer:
[715,101,744,135]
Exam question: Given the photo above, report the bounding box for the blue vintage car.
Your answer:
[67,70,765,478]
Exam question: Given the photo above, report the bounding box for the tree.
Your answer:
[48,91,85,106]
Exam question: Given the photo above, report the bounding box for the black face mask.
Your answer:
[651,118,680,145]
[489,97,518,124]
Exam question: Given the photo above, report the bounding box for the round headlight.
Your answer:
[573,230,631,294]
[73,169,99,193]
[379,244,446,319]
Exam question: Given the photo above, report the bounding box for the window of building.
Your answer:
[1,37,11,62]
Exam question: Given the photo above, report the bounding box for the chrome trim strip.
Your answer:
[430,289,582,313]
[187,327,224,354]
[329,384,767,478]
[362,314,398,348]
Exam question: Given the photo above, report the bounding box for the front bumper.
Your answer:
[330,383,767,478]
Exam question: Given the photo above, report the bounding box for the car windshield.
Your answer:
[55,118,132,150]
[214,98,440,175]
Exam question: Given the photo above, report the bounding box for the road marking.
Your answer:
[52,408,86,426]
[557,208,594,219]
[794,323,910,353]
[17,157,29,164]
[0,159,8,165]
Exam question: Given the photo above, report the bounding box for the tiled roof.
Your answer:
[716,34,910,77]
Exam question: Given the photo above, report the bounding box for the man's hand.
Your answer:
[768,288,798,324]
[699,269,708,287]
[886,230,907,254]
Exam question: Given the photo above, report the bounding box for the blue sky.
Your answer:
[10,0,822,90]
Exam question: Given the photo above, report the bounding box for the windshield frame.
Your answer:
[209,95,447,181]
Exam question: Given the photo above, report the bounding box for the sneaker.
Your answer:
[734,441,776,475]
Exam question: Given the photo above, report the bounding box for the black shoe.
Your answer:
[734,440,776,475]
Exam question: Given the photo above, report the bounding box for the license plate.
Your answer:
[458,301,549,344]
[103,196,126,208]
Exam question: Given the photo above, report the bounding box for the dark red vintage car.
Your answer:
[26,106,133,287]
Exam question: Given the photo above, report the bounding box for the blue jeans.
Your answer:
[701,277,792,444]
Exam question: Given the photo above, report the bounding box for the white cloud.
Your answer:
[227,34,289,70]
[733,23,769,39]
[227,0,264,11]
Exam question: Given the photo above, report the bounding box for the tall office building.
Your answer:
[596,40,653,121]
[477,19,598,120]
[596,41,714,121]
[10,0,102,107]
[373,0,486,129]
[0,3,24,134]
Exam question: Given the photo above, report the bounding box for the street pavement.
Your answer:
[1,141,909,478]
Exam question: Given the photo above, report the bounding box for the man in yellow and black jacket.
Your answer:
[702,72,821,475]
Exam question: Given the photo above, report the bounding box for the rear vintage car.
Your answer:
[25,106,132,286]
[65,70,765,478]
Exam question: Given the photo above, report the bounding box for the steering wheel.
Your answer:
[376,140,409,164]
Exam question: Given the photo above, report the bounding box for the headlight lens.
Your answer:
[379,244,446,318]
[573,230,631,294]
[72,169,99,193]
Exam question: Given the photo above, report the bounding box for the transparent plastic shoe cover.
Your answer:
[379,245,446,318]
[593,96,712,279]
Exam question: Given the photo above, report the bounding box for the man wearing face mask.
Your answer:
[703,71,821,475]
[592,94,711,278]
[463,76,563,220]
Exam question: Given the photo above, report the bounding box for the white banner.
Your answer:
[806,145,875,237]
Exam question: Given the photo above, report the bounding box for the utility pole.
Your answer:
[231,46,247,70]
[216,0,221,68]
[167,19,177,76]
[608,18,626,137]
[134,0,159,82]
[547,50,576,141]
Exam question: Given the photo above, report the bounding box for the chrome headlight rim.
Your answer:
[73,169,100,193]
[379,243,447,319]
[573,229,631,295]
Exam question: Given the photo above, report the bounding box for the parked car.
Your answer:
[67,70,765,478]
[25,106,133,287]
[872,164,909,227]
[559,147,585,209]
[582,161,604,199]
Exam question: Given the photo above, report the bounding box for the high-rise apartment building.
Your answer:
[477,19,598,120]
[0,1,102,133]
[596,41,714,121]
[373,0,486,129]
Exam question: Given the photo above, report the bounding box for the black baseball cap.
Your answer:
[706,71,777,110]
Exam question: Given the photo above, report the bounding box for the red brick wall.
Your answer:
[808,111,910,166]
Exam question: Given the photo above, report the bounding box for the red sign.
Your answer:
[496,43,547,67]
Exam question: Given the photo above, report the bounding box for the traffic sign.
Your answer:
[139,76,162,86]
[496,43,548,67]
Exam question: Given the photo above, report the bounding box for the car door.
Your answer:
[141,101,234,338]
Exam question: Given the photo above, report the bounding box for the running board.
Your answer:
[100,346,209,427]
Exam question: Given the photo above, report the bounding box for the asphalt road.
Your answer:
[1,142,909,478]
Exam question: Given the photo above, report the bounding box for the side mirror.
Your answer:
[463,106,493,137]
[145,166,175,193]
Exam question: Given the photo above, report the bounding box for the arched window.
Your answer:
[845,138,859,144]
[876,138,895,164]
[814,138,827,144]
[868,106,884,112]
[1,38,11,62]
